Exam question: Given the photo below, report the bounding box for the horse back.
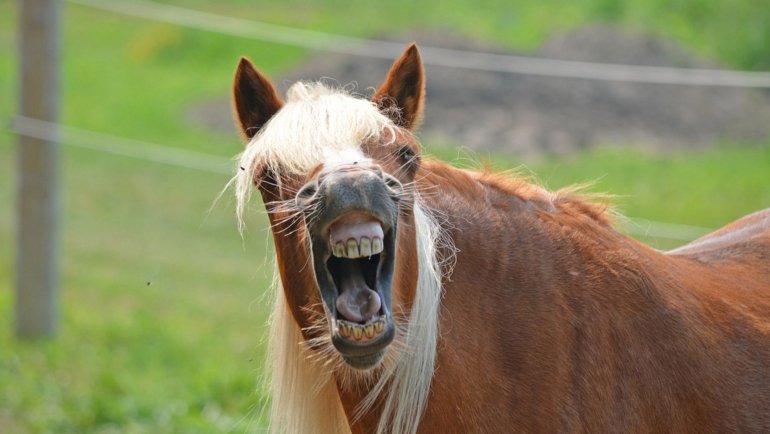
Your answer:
[665,207,770,326]
[668,208,770,264]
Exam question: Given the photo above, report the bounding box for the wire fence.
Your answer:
[11,116,233,175]
[68,0,770,88]
[9,115,714,242]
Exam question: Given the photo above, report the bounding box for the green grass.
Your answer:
[1,0,769,432]
[0,145,275,432]
[0,133,277,430]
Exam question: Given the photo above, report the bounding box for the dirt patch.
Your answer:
[191,25,770,155]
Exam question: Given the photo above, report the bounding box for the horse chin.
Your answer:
[341,350,388,370]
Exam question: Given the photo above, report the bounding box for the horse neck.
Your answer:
[418,161,669,317]
[408,162,700,430]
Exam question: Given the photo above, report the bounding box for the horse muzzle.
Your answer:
[298,164,400,369]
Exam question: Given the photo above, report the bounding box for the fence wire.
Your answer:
[69,0,770,87]
[9,115,714,242]
[11,116,234,175]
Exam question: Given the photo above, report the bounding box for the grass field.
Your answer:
[1,0,769,432]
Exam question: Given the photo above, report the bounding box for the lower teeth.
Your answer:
[338,316,387,340]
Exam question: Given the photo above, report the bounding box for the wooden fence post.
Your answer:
[15,0,62,339]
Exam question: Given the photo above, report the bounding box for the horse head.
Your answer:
[232,45,428,371]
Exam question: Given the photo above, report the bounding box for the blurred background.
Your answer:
[1,0,769,432]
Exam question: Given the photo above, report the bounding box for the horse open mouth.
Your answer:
[312,211,396,369]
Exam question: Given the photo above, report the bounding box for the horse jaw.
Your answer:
[302,168,400,370]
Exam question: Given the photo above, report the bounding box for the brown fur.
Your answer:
[414,162,770,432]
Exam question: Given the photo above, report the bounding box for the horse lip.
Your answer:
[319,209,393,241]
[331,318,396,362]
[340,349,389,370]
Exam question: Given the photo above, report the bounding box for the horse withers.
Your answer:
[230,44,770,433]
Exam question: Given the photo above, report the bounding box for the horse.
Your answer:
[229,44,770,433]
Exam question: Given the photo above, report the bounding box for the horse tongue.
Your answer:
[334,260,381,323]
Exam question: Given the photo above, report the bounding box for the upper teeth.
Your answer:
[332,237,383,258]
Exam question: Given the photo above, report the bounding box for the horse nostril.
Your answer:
[296,182,318,202]
[383,174,402,193]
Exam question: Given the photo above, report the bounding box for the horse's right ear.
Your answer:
[373,44,426,130]
[232,57,283,139]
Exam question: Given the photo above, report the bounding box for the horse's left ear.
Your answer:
[233,57,284,139]
[373,43,426,130]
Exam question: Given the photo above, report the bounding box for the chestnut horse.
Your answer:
[230,45,770,433]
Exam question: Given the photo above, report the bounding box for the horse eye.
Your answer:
[397,145,416,163]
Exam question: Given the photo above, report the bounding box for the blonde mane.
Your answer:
[234,83,448,434]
